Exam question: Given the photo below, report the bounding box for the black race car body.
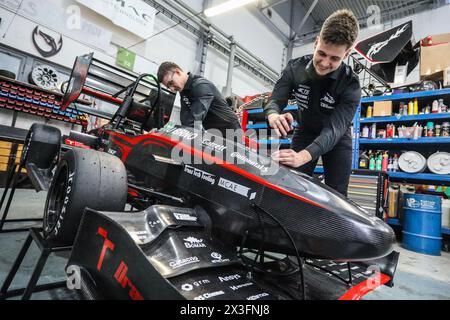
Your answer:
[97,124,395,261]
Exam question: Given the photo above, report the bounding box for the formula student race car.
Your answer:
[21,53,399,300]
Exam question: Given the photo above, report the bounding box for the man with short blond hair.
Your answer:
[265,10,361,196]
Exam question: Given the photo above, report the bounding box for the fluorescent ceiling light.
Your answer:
[204,0,257,17]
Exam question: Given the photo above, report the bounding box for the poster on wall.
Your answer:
[76,0,156,39]
[0,0,113,51]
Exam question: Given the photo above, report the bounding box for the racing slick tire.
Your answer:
[43,148,127,246]
[21,123,61,169]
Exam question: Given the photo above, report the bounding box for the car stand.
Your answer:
[0,228,71,300]
[0,163,42,233]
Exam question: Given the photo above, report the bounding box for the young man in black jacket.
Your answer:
[265,10,361,196]
[157,62,241,136]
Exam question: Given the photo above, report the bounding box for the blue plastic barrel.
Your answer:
[402,194,442,256]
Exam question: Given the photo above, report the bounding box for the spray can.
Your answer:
[413,98,419,115]
[376,153,383,171]
[369,152,376,170]
[408,101,414,115]
[382,152,389,172]
[388,157,393,171]
[366,105,373,118]
[393,154,399,172]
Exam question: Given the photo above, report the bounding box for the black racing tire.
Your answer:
[21,123,61,169]
[43,148,127,246]
[0,69,16,79]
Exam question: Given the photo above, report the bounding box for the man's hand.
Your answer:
[268,113,294,137]
[272,149,312,168]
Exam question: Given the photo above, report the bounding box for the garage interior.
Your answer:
[1,0,450,302]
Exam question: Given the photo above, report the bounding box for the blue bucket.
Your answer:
[402,194,442,256]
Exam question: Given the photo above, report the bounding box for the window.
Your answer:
[0,51,23,78]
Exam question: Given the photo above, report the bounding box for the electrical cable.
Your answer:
[1,0,24,39]
[238,203,307,300]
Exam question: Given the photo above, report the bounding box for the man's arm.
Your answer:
[264,62,295,118]
[181,83,215,128]
[305,79,361,161]
[264,61,296,136]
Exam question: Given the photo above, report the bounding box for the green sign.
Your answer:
[116,48,136,71]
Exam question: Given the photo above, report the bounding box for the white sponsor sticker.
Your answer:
[218,178,252,198]
[173,213,197,222]
[184,165,216,185]
[169,256,200,269]
[194,290,225,300]
[183,237,207,249]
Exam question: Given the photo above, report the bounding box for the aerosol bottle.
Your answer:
[413,98,419,115]
[392,154,399,172]
[369,152,376,171]
[387,157,393,171]
[382,151,389,172]
[376,152,383,171]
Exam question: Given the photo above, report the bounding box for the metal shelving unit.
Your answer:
[359,137,450,144]
[360,113,450,124]
[360,88,450,103]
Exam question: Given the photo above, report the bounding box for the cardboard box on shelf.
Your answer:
[420,33,450,81]
[373,101,392,117]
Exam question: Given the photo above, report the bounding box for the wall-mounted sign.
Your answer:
[1,0,112,52]
[32,26,63,57]
[116,47,136,71]
[76,0,156,39]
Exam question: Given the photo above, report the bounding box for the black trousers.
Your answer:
[291,131,353,197]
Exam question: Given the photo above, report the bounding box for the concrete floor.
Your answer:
[0,188,449,300]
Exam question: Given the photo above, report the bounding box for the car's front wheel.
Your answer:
[43,148,127,246]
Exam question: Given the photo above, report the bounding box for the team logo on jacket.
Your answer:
[294,84,310,110]
[320,92,336,110]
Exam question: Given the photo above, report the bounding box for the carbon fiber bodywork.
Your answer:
[101,124,395,261]
[68,207,398,300]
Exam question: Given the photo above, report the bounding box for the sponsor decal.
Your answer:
[170,127,198,140]
[52,170,75,236]
[169,256,200,269]
[181,279,210,291]
[230,152,269,173]
[218,274,241,282]
[247,292,269,300]
[211,252,230,264]
[193,290,225,300]
[148,220,161,228]
[184,165,216,185]
[181,284,193,291]
[183,237,207,249]
[202,139,227,152]
[107,148,117,155]
[229,282,253,291]
[218,177,256,199]
[173,212,197,222]
[406,198,437,210]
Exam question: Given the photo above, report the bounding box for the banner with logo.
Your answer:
[76,0,156,39]
[0,0,113,51]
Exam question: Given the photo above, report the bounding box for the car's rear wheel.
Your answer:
[44,148,127,246]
